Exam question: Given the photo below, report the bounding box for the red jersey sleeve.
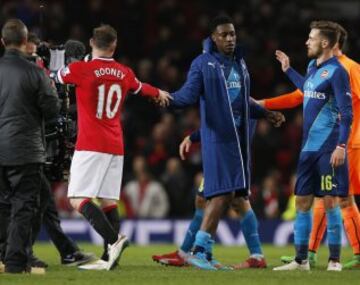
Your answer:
[127,68,159,97]
[57,61,84,85]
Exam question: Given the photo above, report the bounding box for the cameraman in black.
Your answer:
[24,34,94,268]
[0,19,60,273]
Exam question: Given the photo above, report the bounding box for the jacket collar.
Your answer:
[202,37,244,62]
[4,48,26,58]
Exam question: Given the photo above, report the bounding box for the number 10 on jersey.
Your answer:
[96,83,122,119]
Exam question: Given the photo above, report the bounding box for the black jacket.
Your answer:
[0,49,60,165]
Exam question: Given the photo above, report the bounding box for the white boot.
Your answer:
[273,260,310,271]
[78,260,108,270]
[327,260,342,271]
[106,234,129,270]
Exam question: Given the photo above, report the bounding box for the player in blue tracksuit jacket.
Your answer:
[170,15,285,270]
[151,121,267,269]
[274,21,352,272]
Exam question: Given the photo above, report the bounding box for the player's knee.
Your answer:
[230,198,242,215]
[338,196,352,209]
[70,198,90,211]
[69,198,81,211]
[295,195,312,211]
[231,197,251,216]
[195,195,206,209]
[323,196,337,210]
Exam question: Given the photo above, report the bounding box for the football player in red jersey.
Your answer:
[57,24,171,271]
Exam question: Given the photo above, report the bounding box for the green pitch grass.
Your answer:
[1,243,360,285]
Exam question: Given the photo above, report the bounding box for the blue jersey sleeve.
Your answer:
[285,67,306,91]
[170,58,203,107]
[249,97,267,118]
[332,68,353,145]
[189,130,201,142]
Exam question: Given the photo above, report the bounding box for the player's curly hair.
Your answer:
[310,20,338,48]
[209,14,234,34]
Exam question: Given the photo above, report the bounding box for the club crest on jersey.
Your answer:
[320,70,329,78]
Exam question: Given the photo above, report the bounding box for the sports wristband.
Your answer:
[336,144,346,150]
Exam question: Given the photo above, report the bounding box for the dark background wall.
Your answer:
[1,0,359,219]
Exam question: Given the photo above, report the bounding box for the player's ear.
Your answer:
[106,40,116,55]
[111,40,117,50]
[211,32,216,42]
[321,38,329,49]
[89,38,94,48]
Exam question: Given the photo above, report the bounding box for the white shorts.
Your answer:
[67,150,124,200]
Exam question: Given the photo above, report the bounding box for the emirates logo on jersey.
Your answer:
[320,70,329,78]
[304,90,326,100]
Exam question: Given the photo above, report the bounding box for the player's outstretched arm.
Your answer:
[262,89,304,110]
[265,110,286,128]
[249,97,267,118]
[157,89,173,107]
[171,58,203,108]
[275,50,305,90]
[249,98,286,127]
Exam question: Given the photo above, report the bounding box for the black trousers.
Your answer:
[0,164,41,273]
[31,173,79,259]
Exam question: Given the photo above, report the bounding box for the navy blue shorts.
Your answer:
[295,151,349,197]
[197,178,248,199]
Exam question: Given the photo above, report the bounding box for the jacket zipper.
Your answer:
[220,67,246,189]
[241,59,251,190]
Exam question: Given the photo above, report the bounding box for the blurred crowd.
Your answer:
[1,0,360,219]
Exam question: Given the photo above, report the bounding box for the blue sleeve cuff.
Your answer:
[189,130,201,142]
[250,99,267,119]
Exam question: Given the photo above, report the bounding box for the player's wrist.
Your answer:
[284,66,293,74]
[336,144,346,150]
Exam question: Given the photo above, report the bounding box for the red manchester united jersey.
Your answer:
[57,57,159,155]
